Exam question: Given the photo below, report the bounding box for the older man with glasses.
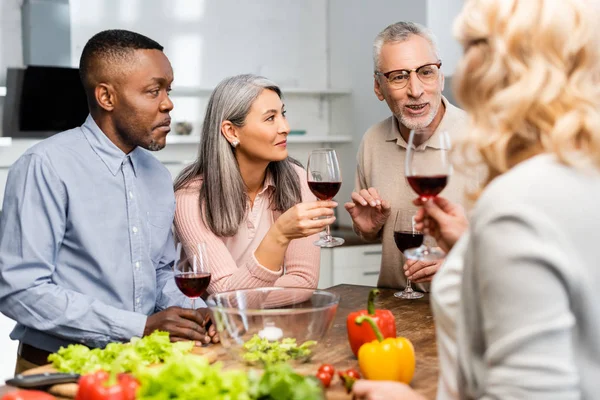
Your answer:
[344,21,477,293]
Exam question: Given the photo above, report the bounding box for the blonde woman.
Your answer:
[354,0,600,399]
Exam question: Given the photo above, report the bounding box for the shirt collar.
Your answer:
[81,114,141,177]
[258,170,276,195]
[385,96,450,150]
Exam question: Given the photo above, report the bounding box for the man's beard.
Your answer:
[396,100,440,130]
[146,139,166,151]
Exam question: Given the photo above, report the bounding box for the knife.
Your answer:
[6,372,81,389]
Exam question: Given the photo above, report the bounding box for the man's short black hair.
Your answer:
[79,29,163,96]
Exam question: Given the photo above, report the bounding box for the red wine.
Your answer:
[407,175,448,198]
[394,231,424,252]
[308,181,342,200]
[175,272,211,298]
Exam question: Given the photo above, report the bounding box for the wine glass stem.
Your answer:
[406,279,414,292]
[324,224,332,242]
[191,298,195,309]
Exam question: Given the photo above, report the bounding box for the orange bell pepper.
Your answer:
[355,315,415,383]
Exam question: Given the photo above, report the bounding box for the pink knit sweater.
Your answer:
[174,164,321,295]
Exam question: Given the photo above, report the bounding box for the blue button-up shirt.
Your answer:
[0,115,203,352]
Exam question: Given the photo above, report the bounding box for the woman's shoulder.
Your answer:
[175,175,204,202]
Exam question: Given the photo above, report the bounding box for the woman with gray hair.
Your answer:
[173,74,336,295]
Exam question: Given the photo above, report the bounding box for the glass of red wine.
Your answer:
[404,129,452,261]
[307,148,344,247]
[174,242,211,309]
[393,210,425,299]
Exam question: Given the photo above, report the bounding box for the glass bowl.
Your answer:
[206,287,340,365]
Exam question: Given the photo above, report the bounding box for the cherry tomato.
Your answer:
[2,390,55,400]
[315,371,332,388]
[317,364,335,377]
[345,368,361,380]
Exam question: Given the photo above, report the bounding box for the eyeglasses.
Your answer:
[375,61,442,89]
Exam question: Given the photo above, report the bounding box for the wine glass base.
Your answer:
[393,290,424,299]
[314,236,345,248]
[404,246,445,262]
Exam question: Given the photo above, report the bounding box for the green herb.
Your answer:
[48,331,194,374]
[134,356,323,400]
[242,334,317,365]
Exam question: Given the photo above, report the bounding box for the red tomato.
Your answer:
[1,390,55,400]
[317,364,335,377]
[315,371,332,388]
[345,368,361,380]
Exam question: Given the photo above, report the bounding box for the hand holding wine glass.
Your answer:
[307,148,345,247]
[174,242,211,309]
[404,129,452,261]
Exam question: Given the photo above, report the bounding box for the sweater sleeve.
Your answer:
[271,165,321,289]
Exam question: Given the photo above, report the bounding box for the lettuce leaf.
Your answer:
[48,331,194,374]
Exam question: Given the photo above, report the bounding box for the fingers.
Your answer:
[303,200,338,210]
[351,188,381,207]
[177,308,207,326]
[403,259,437,276]
[406,261,442,282]
[422,199,450,225]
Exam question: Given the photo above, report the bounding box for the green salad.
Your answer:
[134,355,323,400]
[48,331,194,374]
[242,334,317,365]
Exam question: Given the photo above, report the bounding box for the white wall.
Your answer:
[427,0,465,76]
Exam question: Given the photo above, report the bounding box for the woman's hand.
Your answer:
[352,380,426,400]
[413,196,468,253]
[272,200,337,242]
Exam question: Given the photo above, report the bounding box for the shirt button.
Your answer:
[132,226,138,234]
[135,262,140,269]
[129,191,133,199]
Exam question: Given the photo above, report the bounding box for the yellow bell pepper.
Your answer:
[355,315,415,383]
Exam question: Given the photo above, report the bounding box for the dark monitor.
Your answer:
[2,66,88,138]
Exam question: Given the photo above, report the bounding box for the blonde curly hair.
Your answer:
[453,0,600,187]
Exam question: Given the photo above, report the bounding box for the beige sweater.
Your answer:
[354,97,478,291]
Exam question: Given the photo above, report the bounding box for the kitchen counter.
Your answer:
[0,285,438,399]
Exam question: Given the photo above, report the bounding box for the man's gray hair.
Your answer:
[373,21,440,72]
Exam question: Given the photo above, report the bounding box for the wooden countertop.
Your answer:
[0,284,437,399]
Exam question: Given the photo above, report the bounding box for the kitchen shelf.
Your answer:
[166,135,351,145]
[170,86,351,97]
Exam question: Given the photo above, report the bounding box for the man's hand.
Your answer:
[144,306,213,345]
[352,380,426,400]
[344,188,391,240]
[403,258,443,283]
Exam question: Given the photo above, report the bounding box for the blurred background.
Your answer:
[0,0,464,379]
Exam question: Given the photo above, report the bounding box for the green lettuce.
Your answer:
[48,331,194,374]
[243,335,316,365]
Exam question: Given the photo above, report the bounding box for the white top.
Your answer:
[458,154,600,399]
[430,234,469,400]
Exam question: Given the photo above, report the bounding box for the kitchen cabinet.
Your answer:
[318,243,382,289]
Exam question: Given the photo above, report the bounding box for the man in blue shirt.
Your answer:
[0,30,216,373]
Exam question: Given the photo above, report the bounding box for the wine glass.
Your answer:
[393,210,424,299]
[174,242,211,309]
[404,129,452,261]
[307,148,344,247]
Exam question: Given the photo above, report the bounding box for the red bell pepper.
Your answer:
[346,289,396,356]
[75,371,139,400]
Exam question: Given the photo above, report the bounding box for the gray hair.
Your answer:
[373,21,440,71]
[173,74,302,237]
